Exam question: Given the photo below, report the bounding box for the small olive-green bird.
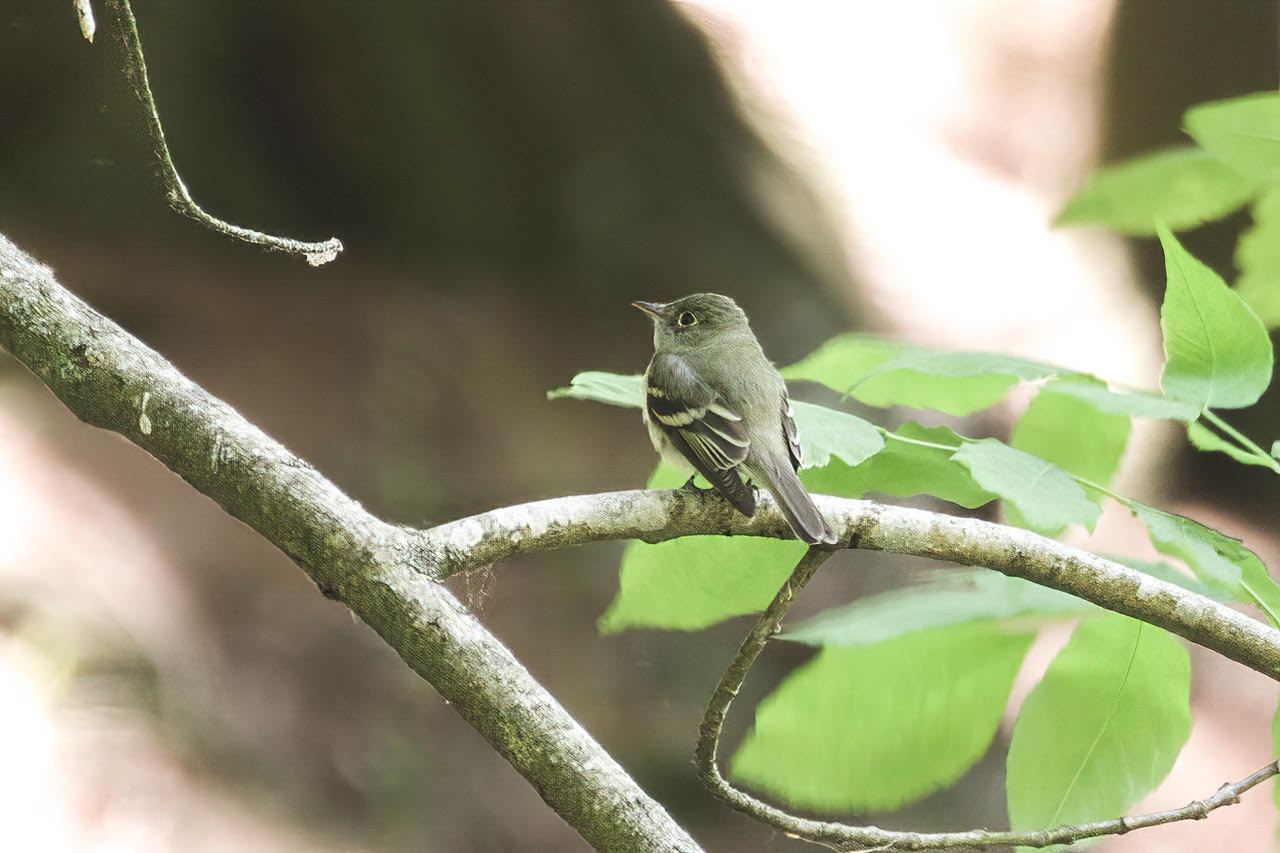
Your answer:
[633,293,837,545]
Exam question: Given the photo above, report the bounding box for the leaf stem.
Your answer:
[879,429,958,453]
[1201,410,1280,473]
[1242,584,1280,627]
[883,428,1129,507]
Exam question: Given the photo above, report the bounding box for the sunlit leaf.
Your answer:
[792,402,884,468]
[1007,614,1191,841]
[600,535,804,633]
[1057,146,1255,234]
[1243,565,1280,629]
[783,335,1070,416]
[1186,421,1275,468]
[547,371,643,408]
[783,572,1092,648]
[1131,502,1280,624]
[1234,188,1280,329]
[779,333,905,392]
[732,622,1034,813]
[1185,92,1280,182]
[1011,380,1131,485]
[598,462,805,632]
[801,422,995,509]
[953,439,1101,534]
[1038,377,1198,421]
[1158,225,1273,412]
[593,458,803,630]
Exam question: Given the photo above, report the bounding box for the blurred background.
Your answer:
[1,0,1279,849]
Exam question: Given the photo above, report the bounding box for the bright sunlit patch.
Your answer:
[0,636,75,850]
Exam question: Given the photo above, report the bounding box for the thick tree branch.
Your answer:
[102,0,343,265]
[426,491,1280,683]
[0,234,698,852]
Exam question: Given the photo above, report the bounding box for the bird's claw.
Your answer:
[680,475,712,493]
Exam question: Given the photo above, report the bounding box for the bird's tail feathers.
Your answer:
[765,465,837,546]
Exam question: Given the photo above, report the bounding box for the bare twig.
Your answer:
[75,0,96,42]
[102,0,343,266]
[690,542,1280,850]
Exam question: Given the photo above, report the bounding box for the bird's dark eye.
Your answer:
[677,311,697,327]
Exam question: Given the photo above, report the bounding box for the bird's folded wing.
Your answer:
[646,354,749,471]
[781,389,803,472]
[646,354,755,516]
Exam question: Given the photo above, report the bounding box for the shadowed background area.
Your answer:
[0,0,1277,850]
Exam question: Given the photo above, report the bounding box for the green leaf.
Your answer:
[1131,502,1280,622]
[1157,224,1274,412]
[1234,189,1280,329]
[601,538,805,634]
[1057,146,1256,234]
[1011,380,1131,485]
[783,334,1070,416]
[1039,377,1198,421]
[801,423,996,509]
[849,351,1067,416]
[1243,560,1280,629]
[1007,614,1191,839]
[645,460,694,490]
[1132,502,1244,594]
[792,402,884,468]
[600,465,805,632]
[1273,439,1280,460]
[780,333,906,391]
[782,572,1093,648]
[953,439,1101,535]
[732,622,1034,813]
[547,371,644,408]
[1185,92,1280,183]
[548,371,884,469]
[1186,420,1276,468]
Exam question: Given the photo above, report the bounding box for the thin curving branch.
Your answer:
[101,0,344,266]
[692,542,1280,850]
[0,233,696,852]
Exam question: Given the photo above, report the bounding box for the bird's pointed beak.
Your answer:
[631,300,665,320]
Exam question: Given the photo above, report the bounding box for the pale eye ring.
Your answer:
[677,311,697,327]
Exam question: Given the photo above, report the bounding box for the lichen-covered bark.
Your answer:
[0,234,701,853]
[426,494,1280,682]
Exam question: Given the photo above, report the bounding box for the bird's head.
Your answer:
[631,293,750,352]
